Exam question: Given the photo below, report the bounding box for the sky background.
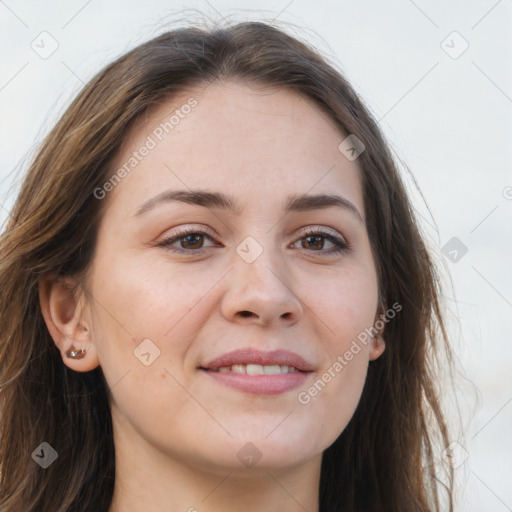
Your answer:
[1,1,511,510]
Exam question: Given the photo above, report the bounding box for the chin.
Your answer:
[197,425,322,471]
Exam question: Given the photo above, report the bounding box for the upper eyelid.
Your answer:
[162,224,345,240]
[295,225,346,240]
[169,225,217,238]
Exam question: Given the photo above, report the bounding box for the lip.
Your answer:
[200,348,315,396]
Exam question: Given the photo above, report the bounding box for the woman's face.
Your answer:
[82,80,384,473]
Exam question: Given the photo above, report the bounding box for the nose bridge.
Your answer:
[221,234,303,324]
[235,234,286,293]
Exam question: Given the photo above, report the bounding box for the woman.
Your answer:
[0,19,455,511]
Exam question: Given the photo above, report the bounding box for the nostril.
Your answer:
[239,310,254,318]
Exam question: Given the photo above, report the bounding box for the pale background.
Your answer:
[0,1,511,510]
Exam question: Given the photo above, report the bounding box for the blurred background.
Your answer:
[0,1,511,510]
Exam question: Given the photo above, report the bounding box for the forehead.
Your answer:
[106,79,364,217]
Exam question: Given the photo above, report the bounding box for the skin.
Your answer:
[40,80,385,512]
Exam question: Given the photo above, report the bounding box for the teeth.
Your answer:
[263,365,281,375]
[246,364,263,375]
[214,364,298,374]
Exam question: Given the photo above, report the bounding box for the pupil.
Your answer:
[183,234,202,248]
[305,235,323,249]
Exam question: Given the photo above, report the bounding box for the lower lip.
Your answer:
[201,369,312,396]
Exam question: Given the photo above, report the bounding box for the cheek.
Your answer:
[295,266,377,435]
[88,252,237,422]
[89,252,226,350]
[306,263,379,349]
[303,354,369,450]
[296,336,370,451]
[87,254,215,440]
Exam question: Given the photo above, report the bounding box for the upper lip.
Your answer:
[201,348,315,372]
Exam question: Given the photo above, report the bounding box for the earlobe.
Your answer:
[369,302,387,361]
[39,275,100,372]
[369,335,386,361]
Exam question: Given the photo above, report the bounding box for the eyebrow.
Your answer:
[134,189,364,223]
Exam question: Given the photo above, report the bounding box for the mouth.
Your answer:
[199,348,314,396]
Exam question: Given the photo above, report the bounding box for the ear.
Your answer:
[369,303,386,361]
[39,274,100,372]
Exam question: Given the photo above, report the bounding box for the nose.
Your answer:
[220,249,303,327]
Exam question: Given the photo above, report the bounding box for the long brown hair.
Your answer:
[0,16,455,511]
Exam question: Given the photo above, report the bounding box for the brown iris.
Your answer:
[302,235,325,250]
[180,234,204,250]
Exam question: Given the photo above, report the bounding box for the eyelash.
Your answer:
[157,226,351,256]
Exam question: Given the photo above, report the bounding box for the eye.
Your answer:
[157,227,218,253]
[291,227,350,255]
